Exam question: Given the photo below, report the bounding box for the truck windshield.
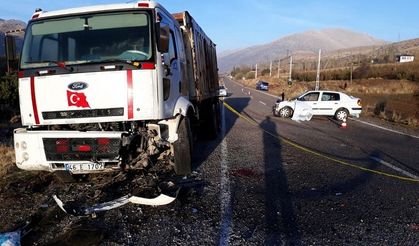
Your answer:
[21,12,152,69]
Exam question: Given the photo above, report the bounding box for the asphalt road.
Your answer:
[2,77,418,245]
[209,77,419,245]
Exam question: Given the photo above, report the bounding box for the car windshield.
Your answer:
[20,12,152,69]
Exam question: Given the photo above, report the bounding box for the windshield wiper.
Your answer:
[25,60,73,71]
[85,59,139,69]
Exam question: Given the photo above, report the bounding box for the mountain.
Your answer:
[0,19,26,57]
[218,28,387,73]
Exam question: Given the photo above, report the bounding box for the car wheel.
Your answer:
[335,108,349,121]
[279,107,293,118]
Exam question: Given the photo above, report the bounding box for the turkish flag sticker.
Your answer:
[67,90,90,108]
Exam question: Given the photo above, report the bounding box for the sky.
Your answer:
[2,1,419,53]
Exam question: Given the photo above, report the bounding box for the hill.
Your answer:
[218,28,387,73]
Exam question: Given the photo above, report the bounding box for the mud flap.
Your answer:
[52,192,178,216]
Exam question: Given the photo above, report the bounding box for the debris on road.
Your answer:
[53,191,178,216]
[340,118,348,128]
[0,231,20,246]
[291,101,313,122]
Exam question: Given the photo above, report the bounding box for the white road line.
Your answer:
[259,101,266,106]
[351,118,419,139]
[369,157,419,180]
[219,102,233,246]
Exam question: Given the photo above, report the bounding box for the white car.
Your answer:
[219,85,228,97]
[273,90,362,121]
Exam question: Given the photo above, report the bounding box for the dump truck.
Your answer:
[13,1,220,175]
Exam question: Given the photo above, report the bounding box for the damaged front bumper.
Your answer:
[14,128,123,173]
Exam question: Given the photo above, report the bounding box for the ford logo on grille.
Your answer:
[68,82,88,91]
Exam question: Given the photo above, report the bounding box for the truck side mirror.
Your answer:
[5,35,18,72]
[157,25,170,53]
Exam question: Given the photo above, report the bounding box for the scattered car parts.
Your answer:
[53,191,178,216]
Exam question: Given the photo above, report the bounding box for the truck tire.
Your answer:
[173,116,193,175]
[205,100,220,140]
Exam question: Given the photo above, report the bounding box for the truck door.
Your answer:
[158,13,181,118]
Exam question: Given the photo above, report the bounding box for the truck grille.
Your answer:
[42,108,124,120]
[43,137,121,161]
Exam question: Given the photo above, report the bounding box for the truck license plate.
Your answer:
[65,163,105,172]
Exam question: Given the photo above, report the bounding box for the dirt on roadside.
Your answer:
[0,147,181,245]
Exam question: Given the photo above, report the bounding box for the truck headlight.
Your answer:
[21,141,27,150]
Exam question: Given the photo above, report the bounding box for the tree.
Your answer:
[0,73,19,107]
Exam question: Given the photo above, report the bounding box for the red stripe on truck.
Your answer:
[127,70,134,119]
[30,76,40,124]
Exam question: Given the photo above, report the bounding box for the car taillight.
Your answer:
[357,99,362,106]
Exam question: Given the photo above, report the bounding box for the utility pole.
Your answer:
[288,56,293,83]
[269,61,272,77]
[255,64,258,79]
[315,49,321,91]
[277,59,280,78]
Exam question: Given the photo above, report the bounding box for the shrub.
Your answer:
[245,71,255,79]
[261,68,270,76]
[373,101,387,115]
[234,72,244,80]
[0,73,19,107]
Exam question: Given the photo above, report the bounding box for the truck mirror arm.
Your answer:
[164,64,172,76]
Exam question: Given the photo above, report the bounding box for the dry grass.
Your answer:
[0,145,40,189]
[0,145,17,177]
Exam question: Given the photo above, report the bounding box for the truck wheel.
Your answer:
[206,100,220,139]
[173,116,193,175]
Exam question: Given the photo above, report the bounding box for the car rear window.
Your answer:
[321,92,340,101]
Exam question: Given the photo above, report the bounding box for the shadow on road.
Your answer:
[261,116,301,245]
[192,97,251,170]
